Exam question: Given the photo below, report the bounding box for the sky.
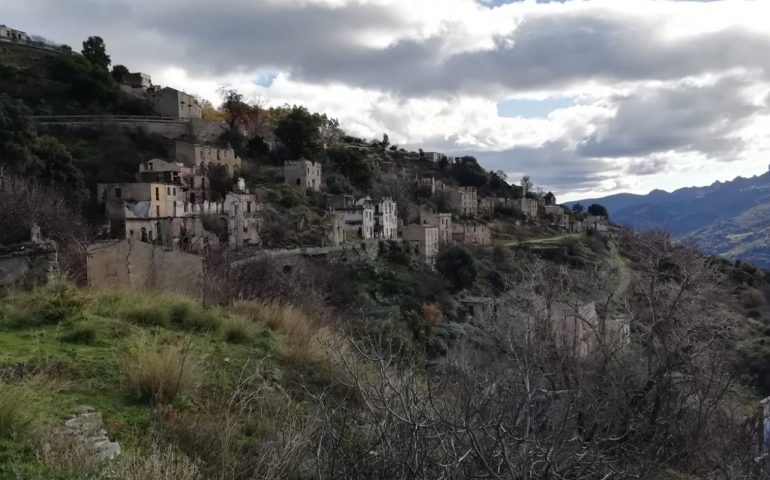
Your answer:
[4,0,770,201]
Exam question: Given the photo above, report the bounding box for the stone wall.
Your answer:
[0,242,58,289]
[86,239,203,297]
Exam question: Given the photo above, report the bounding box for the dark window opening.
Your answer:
[115,187,122,198]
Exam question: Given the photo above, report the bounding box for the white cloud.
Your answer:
[4,0,770,199]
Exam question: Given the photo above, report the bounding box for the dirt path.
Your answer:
[609,241,632,301]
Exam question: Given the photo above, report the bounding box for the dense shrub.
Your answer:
[121,340,200,404]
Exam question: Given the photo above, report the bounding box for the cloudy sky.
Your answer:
[5,0,770,200]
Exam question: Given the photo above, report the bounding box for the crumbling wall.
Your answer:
[87,239,203,297]
[0,242,58,289]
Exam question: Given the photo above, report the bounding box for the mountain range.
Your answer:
[570,168,770,268]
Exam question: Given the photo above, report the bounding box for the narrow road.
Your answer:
[609,241,632,301]
[502,233,580,247]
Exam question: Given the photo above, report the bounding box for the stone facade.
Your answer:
[0,241,58,289]
[284,160,322,194]
[403,223,439,263]
[342,203,375,240]
[0,25,29,42]
[423,152,443,163]
[323,211,346,246]
[448,187,478,216]
[478,197,494,216]
[452,222,491,246]
[87,239,204,297]
[420,211,452,244]
[375,198,398,240]
[149,87,201,119]
[224,191,262,250]
[513,197,539,218]
[175,141,241,178]
[121,72,152,89]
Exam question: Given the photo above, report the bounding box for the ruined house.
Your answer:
[224,181,262,250]
[420,210,452,244]
[403,223,439,263]
[149,86,201,119]
[175,141,242,179]
[284,159,322,194]
[452,221,491,246]
[512,197,539,219]
[341,200,375,240]
[0,25,29,42]
[375,198,398,240]
[323,211,346,246]
[448,187,478,216]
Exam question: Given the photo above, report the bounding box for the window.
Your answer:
[115,187,122,198]
[129,230,134,238]
[246,201,252,213]
[173,188,176,195]
[296,178,301,186]
[167,187,171,195]
[156,205,160,217]
[155,187,159,200]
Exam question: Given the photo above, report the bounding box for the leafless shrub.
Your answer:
[0,171,91,282]
[313,233,756,479]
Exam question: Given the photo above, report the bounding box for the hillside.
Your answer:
[571,169,770,267]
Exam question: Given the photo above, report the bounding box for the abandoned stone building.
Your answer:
[513,196,539,219]
[224,187,262,250]
[175,141,241,178]
[149,86,202,119]
[323,211,346,246]
[375,198,398,240]
[452,222,491,246]
[448,187,478,216]
[419,210,452,244]
[284,159,322,194]
[478,197,494,216]
[341,200,375,240]
[423,152,443,163]
[0,25,29,42]
[403,223,439,263]
[120,72,152,89]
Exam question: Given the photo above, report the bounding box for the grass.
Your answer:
[0,284,333,478]
[121,338,200,404]
[0,382,35,440]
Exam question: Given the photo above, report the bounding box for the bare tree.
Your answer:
[313,234,757,479]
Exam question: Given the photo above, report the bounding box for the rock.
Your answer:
[60,407,121,462]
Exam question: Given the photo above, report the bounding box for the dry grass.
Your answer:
[37,426,100,476]
[231,301,335,365]
[0,382,35,439]
[109,443,203,480]
[221,314,253,343]
[121,339,200,404]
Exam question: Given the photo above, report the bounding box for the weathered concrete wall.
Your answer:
[87,239,203,297]
[0,242,58,289]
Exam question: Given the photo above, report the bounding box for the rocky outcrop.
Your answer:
[61,406,121,461]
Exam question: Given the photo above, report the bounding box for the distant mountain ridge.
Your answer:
[570,169,770,267]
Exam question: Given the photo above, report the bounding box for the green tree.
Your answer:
[436,245,477,291]
[381,133,390,149]
[0,94,84,194]
[81,36,111,70]
[587,203,609,217]
[327,147,374,191]
[452,156,488,187]
[275,106,323,159]
[572,203,585,214]
[110,64,129,82]
[0,94,40,174]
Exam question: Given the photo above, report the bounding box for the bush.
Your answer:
[436,245,477,291]
[110,443,203,480]
[222,315,253,343]
[169,301,219,332]
[60,324,97,345]
[0,382,34,439]
[123,305,170,328]
[121,340,200,404]
[2,281,83,328]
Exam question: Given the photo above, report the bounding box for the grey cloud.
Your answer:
[470,142,618,192]
[7,1,770,97]
[577,76,760,159]
[625,158,669,176]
